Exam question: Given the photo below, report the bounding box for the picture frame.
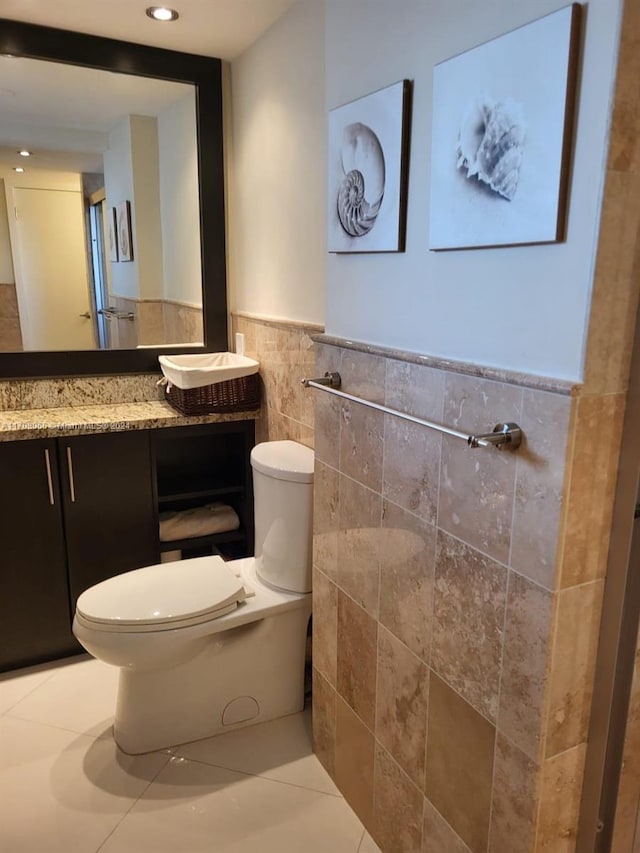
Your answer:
[107,207,118,262]
[327,80,411,253]
[116,200,134,262]
[429,4,581,251]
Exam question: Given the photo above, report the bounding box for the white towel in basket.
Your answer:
[159,502,240,542]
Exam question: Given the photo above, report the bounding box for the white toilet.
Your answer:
[72,440,314,755]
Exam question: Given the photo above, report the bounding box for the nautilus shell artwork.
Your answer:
[337,122,386,237]
[456,96,526,201]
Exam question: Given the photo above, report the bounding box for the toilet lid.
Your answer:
[76,555,245,627]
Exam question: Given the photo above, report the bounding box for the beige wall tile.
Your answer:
[425,673,495,853]
[536,744,586,851]
[375,626,429,788]
[559,393,626,588]
[337,474,382,616]
[335,696,375,832]
[383,416,440,525]
[498,572,553,762]
[232,315,317,449]
[312,567,338,686]
[608,0,640,174]
[341,349,386,404]
[439,375,521,564]
[488,734,539,853]
[583,171,640,395]
[385,360,445,421]
[439,432,516,565]
[340,401,384,492]
[432,531,507,721]
[611,631,640,851]
[337,591,378,730]
[423,799,472,853]
[312,667,336,777]
[0,316,22,352]
[379,500,436,663]
[0,282,20,318]
[545,580,605,757]
[373,744,424,853]
[510,390,573,590]
[314,345,341,468]
[313,460,339,582]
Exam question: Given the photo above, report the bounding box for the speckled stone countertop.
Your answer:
[0,400,259,442]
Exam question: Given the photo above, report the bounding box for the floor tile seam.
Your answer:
[1,710,112,742]
[166,752,345,799]
[94,750,173,853]
[0,668,62,715]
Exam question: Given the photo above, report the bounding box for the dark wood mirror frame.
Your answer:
[0,19,227,378]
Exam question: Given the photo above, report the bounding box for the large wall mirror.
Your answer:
[0,19,227,377]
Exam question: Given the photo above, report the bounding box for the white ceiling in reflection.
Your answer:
[0,57,193,172]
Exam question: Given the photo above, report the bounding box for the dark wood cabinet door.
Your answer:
[60,431,158,606]
[0,439,76,671]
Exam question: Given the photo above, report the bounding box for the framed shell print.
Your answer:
[429,4,581,250]
[328,80,411,253]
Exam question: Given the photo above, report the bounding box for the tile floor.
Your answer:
[0,655,381,853]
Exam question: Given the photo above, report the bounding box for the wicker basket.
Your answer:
[164,373,260,415]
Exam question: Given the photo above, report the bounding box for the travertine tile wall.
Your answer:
[231,313,322,449]
[0,282,23,352]
[611,626,640,851]
[311,338,618,853]
[311,1,640,849]
[576,0,640,844]
[109,298,204,348]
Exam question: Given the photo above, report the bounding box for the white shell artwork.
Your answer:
[337,122,386,237]
[456,96,526,201]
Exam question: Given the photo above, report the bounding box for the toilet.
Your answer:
[72,440,314,755]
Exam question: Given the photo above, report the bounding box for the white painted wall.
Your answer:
[229,0,623,381]
[324,0,623,381]
[103,117,137,300]
[157,92,202,307]
[229,0,326,324]
[130,115,164,301]
[104,115,164,301]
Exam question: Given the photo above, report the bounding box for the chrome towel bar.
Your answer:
[301,371,522,451]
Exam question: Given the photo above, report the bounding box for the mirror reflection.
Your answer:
[0,57,203,352]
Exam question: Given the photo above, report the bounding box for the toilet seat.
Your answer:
[76,555,246,633]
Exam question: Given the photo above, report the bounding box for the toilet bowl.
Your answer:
[72,440,314,755]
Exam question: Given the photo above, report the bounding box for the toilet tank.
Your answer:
[250,440,314,594]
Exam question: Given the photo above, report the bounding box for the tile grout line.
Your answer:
[0,665,69,716]
[166,752,346,799]
[2,709,116,742]
[93,749,174,853]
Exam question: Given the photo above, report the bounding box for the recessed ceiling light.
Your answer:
[18,149,31,157]
[13,166,25,173]
[146,6,179,22]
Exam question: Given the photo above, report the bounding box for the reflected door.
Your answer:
[9,187,95,350]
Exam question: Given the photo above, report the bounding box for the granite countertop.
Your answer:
[0,400,260,441]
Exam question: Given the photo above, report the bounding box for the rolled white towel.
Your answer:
[159,502,240,542]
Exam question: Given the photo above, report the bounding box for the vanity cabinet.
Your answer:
[0,419,256,672]
[0,431,157,671]
[0,439,73,670]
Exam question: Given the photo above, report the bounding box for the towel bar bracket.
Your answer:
[301,371,522,451]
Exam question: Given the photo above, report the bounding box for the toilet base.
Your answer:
[113,606,310,754]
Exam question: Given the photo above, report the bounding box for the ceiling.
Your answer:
[0,0,297,60]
